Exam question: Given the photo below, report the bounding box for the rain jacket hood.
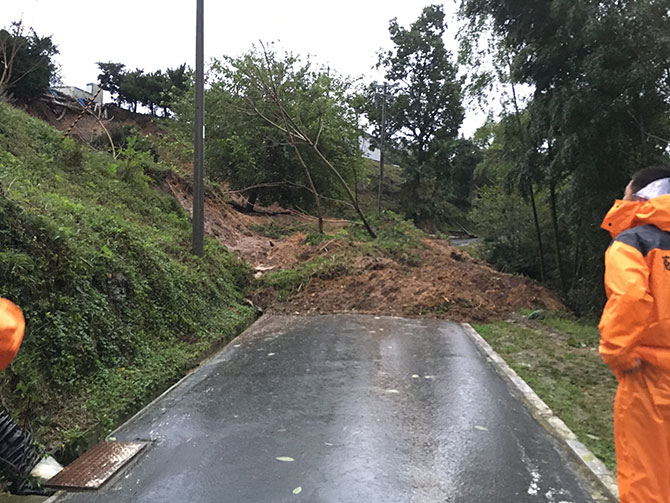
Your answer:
[601,194,670,238]
[0,299,24,372]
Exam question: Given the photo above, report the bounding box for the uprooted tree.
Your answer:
[185,44,376,237]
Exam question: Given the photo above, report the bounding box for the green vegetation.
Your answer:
[460,1,670,312]
[0,102,256,449]
[469,184,551,278]
[0,20,58,103]
[473,313,617,470]
[169,45,368,229]
[255,211,424,299]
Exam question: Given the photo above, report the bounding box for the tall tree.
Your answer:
[161,64,189,116]
[137,70,165,116]
[461,0,670,306]
[0,21,58,102]
[97,62,125,105]
[117,69,144,113]
[372,4,465,226]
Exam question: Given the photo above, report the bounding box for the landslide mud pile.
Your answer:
[169,178,562,323]
[251,237,561,322]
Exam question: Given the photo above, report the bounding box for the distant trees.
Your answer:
[97,62,188,116]
[0,21,59,102]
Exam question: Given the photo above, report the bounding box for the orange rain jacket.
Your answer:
[599,195,670,373]
[0,298,25,372]
[600,194,670,503]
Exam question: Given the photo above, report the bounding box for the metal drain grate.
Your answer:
[46,441,146,490]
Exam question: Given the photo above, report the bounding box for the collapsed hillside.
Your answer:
[167,177,562,322]
[26,94,562,322]
[255,238,562,321]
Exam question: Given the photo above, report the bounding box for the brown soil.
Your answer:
[29,101,163,143]
[165,174,349,270]
[251,239,561,322]
[167,176,563,323]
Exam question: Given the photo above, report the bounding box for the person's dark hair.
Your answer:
[630,166,670,193]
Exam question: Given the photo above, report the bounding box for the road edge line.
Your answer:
[461,322,619,502]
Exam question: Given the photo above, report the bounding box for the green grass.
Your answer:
[0,102,256,452]
[253,211,425,300]
[257,255,353,301]
[473,313,617,471]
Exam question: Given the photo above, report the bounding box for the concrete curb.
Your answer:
[461,323,619,503]
[42,316,281,503]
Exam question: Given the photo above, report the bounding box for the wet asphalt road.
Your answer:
[55,315,600,503]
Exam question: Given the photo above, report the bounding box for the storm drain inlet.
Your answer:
[46,441,146,490]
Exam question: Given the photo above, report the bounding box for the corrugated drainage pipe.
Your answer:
[0,408,40,493]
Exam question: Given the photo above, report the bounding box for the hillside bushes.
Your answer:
[0,102,255,447]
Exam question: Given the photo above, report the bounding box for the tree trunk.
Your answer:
[549,180,567,295]
[310,145,374,238]
[291,143,323,234]
[529,183,547,283]
[352,162,359,206]
[245,189,258,212]
[510,69,547,283]
[571,238,583,290]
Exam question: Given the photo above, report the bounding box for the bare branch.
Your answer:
[85,107,117,159]
[314,116,325,148]
[242,42,376,237]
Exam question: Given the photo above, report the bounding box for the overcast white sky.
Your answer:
[4,0,488,135]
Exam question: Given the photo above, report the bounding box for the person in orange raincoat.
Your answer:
[599,166,670,503]
[0,298,25,372]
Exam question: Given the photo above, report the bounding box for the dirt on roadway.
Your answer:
[168,177,562,322]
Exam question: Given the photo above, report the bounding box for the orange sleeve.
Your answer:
[0,298,25,372]
[598,240,653,373]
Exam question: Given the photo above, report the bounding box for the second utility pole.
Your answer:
[377,82,387,216]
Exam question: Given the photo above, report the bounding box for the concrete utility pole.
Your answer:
[373,83,390,216]
[193,0,205,256]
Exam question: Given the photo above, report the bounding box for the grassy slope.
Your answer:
[0,103,256,451]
